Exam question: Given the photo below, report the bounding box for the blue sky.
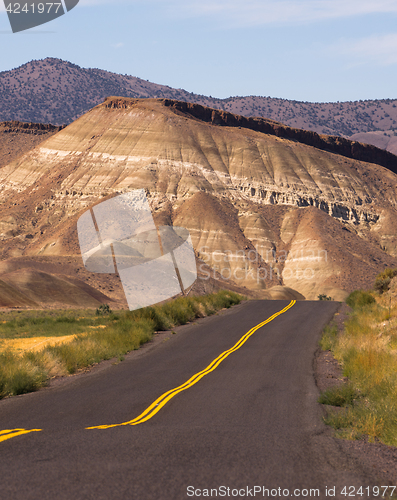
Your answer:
[1,0,397,102]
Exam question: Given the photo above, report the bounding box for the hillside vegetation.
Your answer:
[320,272,397,446]
[1,58,397,154]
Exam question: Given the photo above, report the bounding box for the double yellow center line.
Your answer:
[0,301,296,442]
[87,299,296,430]
[0,428,42,443]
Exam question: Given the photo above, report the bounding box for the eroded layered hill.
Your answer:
[1,98,397,305]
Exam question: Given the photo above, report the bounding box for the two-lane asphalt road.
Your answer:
[0,300,380,499]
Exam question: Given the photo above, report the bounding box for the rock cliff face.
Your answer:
[0,121,62,134]
[158,100,397,174]
[0,121,61,170]
[1,98,397,305]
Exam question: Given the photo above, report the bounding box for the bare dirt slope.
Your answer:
[1,98,397,307]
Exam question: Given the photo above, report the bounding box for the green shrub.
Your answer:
[161,300,196,325]
[346,290,375,309]
[318,383,360,407]
[201,290,242,312]
[319,323,338,351]
[96,304,112,315]
[0,352,47,397]
[374,268,397,294]
[127,306,171,331]
[318,294,333,301]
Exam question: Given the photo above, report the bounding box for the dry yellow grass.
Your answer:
[0,325,108,355]
[0,335,77,354]
[323,281,397,445]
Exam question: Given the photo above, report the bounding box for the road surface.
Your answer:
[0,300,381,499]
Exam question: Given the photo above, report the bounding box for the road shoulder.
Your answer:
[314,302,397,487]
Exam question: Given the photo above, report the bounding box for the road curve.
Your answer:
[0,300,381,499]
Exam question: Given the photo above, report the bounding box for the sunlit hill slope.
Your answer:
[1,98,397,307]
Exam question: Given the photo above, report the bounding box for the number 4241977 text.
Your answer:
[6,3,62,14]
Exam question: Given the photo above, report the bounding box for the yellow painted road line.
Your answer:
[0,428,42,443]
[87,300,296,430]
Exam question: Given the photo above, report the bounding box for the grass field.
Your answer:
[0,290,244,400]
[319,277,397,446]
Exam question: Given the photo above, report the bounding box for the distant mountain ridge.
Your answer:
[1,58,397,154]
